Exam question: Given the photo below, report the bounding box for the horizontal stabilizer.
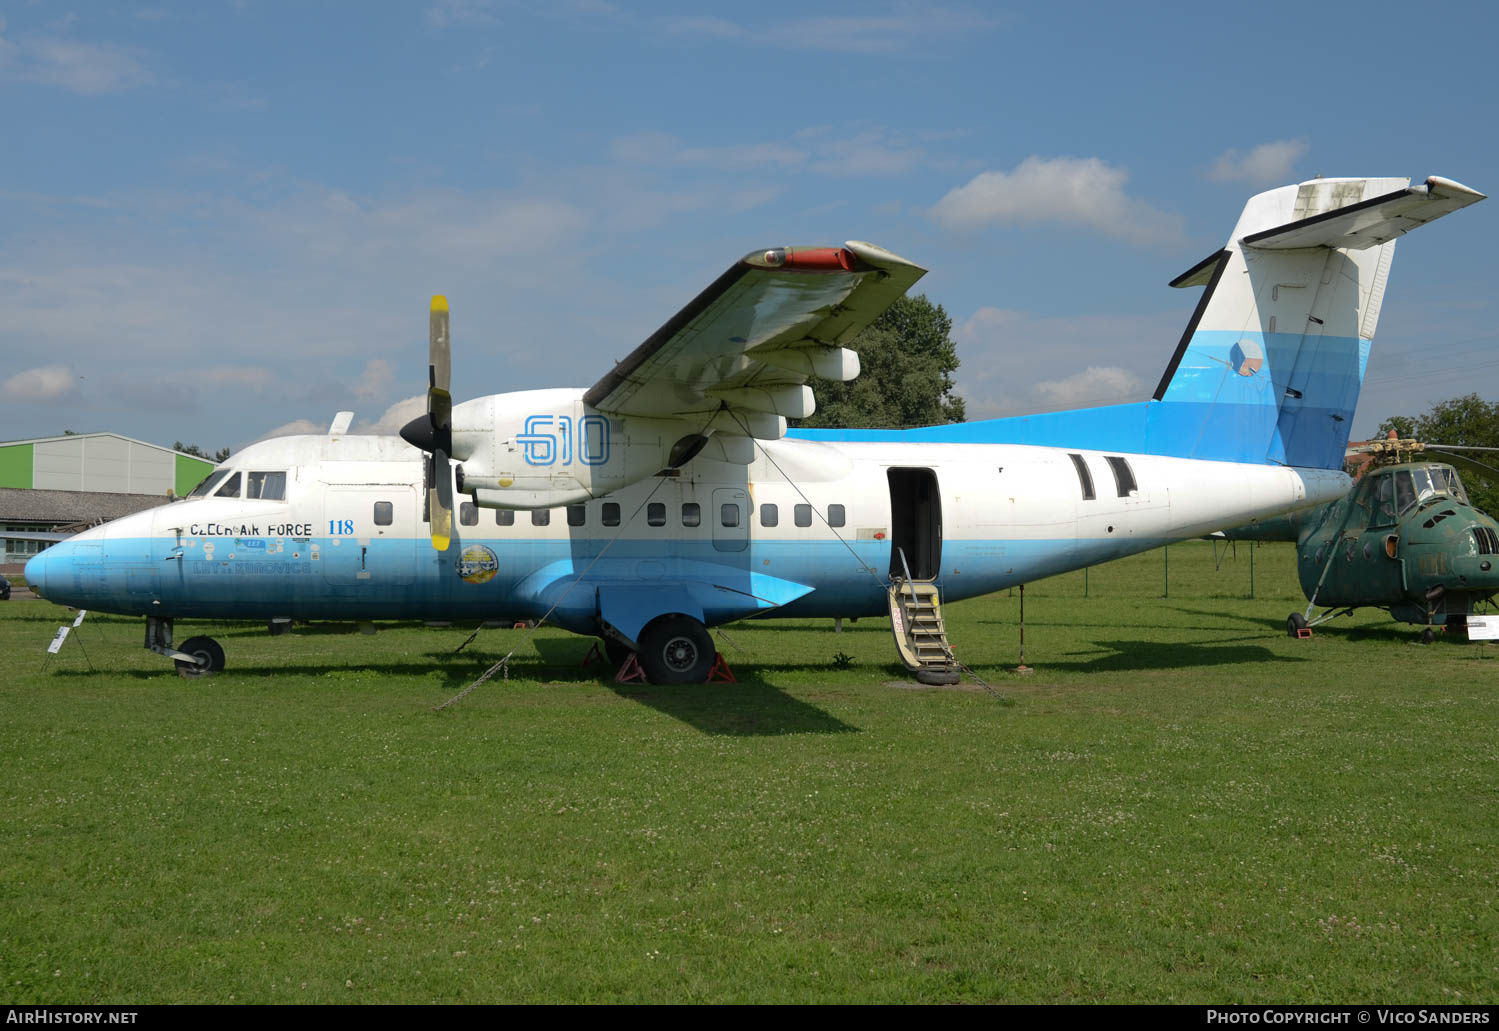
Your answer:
[1243,176,1485,251]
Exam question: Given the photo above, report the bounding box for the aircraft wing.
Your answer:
[582,241,925,438]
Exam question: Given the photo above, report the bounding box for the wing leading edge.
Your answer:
[583,241,926,440]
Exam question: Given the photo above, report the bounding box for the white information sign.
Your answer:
[1466,616,1499,641]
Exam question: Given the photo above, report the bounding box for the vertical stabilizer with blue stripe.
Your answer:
[1151,175,1485,468]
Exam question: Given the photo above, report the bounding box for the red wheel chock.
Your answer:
[707,652,736,683]
[1296,627,1313,639]
[581,641,605,667]
[614,653,647,683]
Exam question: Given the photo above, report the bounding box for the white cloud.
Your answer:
[662,9,998,54]
[611,126,932,178]
[0,27,152,95]
[1035,366,1145,408]
[352,359,396,401]
[953,306,1188,419]
[930,156,1184,245]
[2,364,78,402]
[1207,139,1309,186]
[425,0,500,28]
[255,418,325,440]
[356,394,427,435]
[250,394,425,446]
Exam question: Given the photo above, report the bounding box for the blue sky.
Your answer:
[2,0,1494,453]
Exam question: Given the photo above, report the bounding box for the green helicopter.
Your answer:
[1221,437,1499,642]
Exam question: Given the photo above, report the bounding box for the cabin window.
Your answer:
[1105,456,1136,497]
[647,503,666,527]
[532,509,550,526]
[214,472,242,498]
[459,502,478,526]
[721,504,740,528]
[602,502,620,527]
[373,501,393,526]
[760,503,778,527]
[794,504,812,527]
[189,469,230,498]
[496,509,515,526]
[1394,471,1416,516]
[682,503,701,527]
[828,504,846,528]
[1069,454,1095,500]
[567,505,586,527]
[246,471,286,501]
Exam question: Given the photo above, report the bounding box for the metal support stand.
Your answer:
[1011,583,1033,675]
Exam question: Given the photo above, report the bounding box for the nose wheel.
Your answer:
[145,618,227,677]
[175,636,226,678]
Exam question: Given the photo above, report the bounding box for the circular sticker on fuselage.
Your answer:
[458,544,499,584]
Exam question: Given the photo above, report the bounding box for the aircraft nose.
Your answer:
[24,549,48,599]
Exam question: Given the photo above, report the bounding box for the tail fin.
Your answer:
[1150,175,1485,468]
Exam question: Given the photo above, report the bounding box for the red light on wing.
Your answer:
[781,247,856,272]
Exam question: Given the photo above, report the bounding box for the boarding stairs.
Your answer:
[888,551,961,685]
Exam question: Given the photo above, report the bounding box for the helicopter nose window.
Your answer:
[1411,468,1436,503]
[1438,467,1469,503]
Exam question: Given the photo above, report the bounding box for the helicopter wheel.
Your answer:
[175,636,225,678]
[1286,612,1308,638]
[1421,627,1436,645]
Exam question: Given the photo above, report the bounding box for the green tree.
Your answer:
[174,441,232,463]
[1378,394,1499,514]
[796,294,966,429]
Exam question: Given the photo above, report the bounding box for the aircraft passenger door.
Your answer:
[712,487,749,552]
[888,468,941,581]
[322,486,417,586]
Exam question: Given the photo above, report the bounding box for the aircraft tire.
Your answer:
[1286,613,1308,638]
[1422,627,1436,645]
[637,616,714,684]
[176,636,225,678]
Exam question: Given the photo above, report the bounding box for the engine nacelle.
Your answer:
[450,388,737,510]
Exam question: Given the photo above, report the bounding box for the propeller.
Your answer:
[399,296,455,551]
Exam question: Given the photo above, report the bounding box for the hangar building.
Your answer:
[0,433,217,570]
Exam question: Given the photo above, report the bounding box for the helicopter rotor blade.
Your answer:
[1426,449,1499,483]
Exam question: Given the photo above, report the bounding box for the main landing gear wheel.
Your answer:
[1421,627,1437,645]
[1286,613,1308,638]
[175,636,225,678]
[637,616,714,684]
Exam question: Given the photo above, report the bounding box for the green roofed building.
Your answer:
[1,433,217,569]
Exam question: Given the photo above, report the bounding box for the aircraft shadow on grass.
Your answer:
[1035,638,1311,674]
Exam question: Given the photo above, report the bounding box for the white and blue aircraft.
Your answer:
[24,174,1484,681]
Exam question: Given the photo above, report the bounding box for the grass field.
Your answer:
[3,541,1497,1004]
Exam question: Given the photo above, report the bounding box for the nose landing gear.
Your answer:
[145,617,226,678]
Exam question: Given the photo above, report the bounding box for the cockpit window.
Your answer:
[246,471,286,501]
[1394,470,1416,516]
[1437,466,1468,503]
[189,469,230,498]
[1370,474,1396,527]
[213,472,242,498]
[1411,468,1437,504]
